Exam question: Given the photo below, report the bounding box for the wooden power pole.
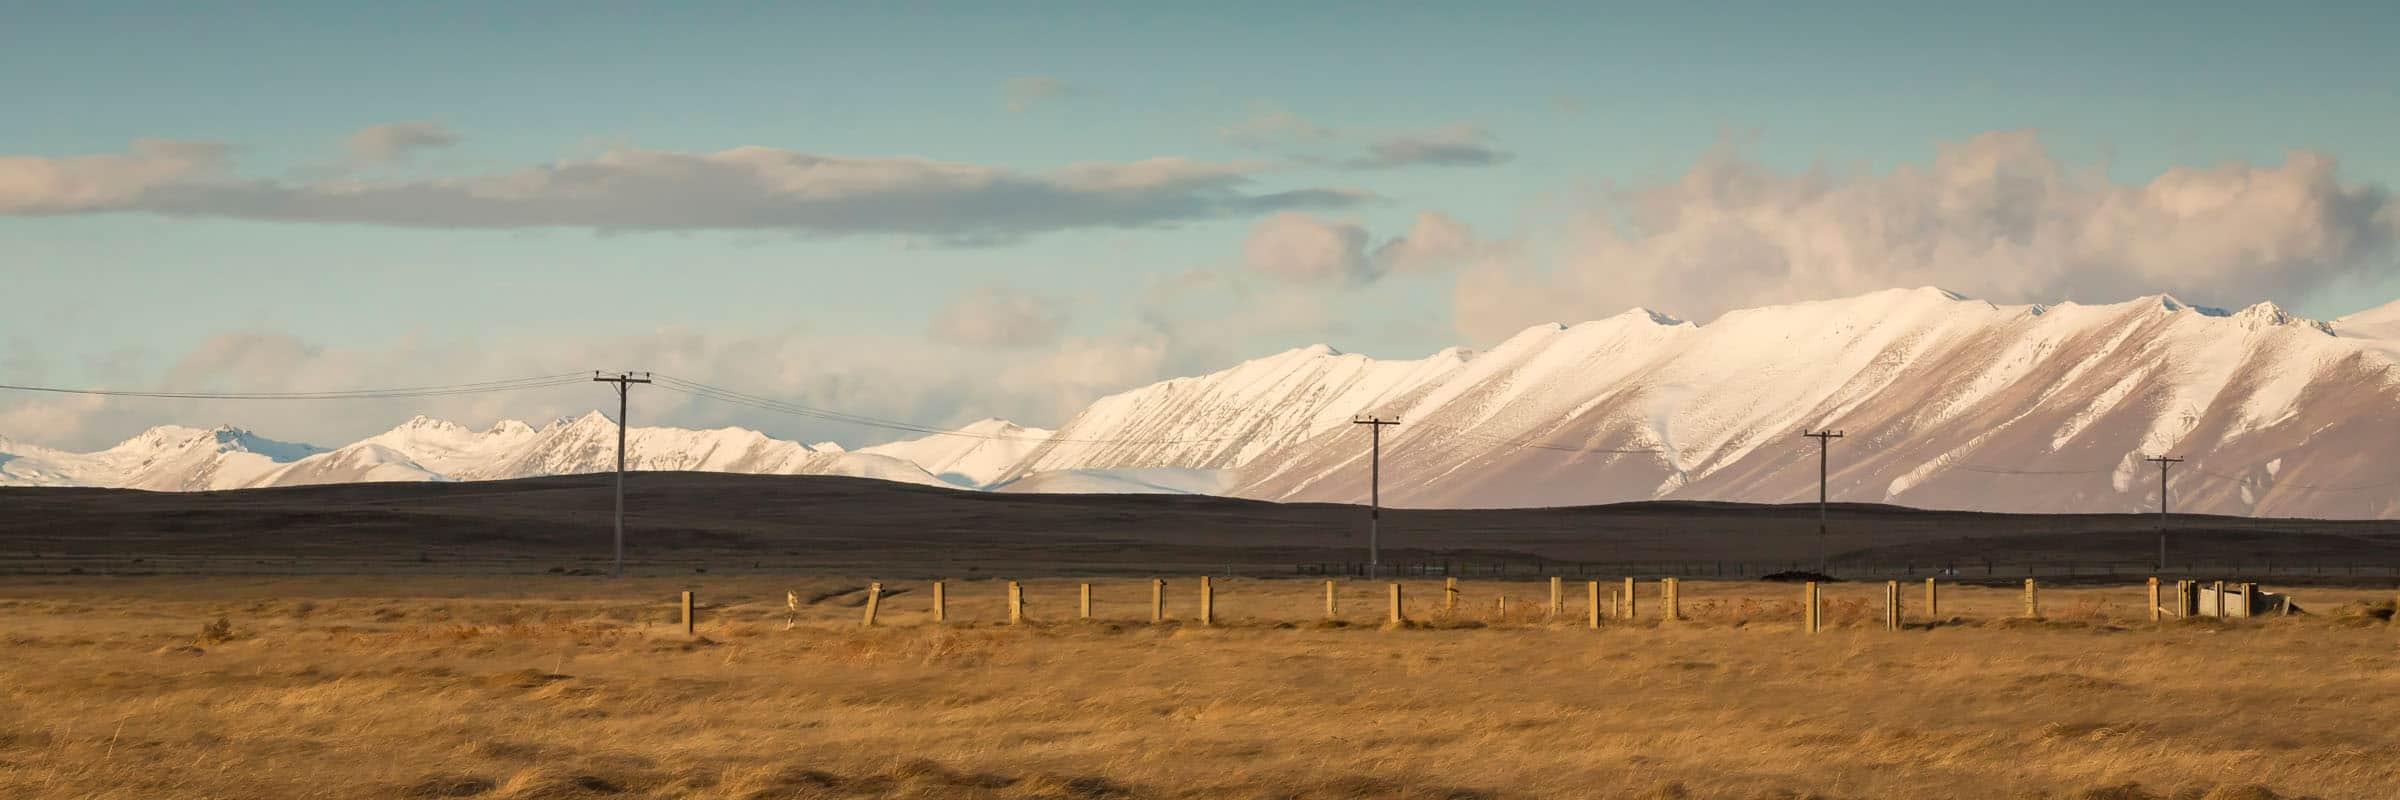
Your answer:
[593,371,652,578]
[1353,414,1400,576]
[1801,429,1844,571]
[2147,455,2183,572]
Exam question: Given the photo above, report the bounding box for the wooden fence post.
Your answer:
[2211,580,2225,617]
[2023,578,2038,619]
[1550,576,1563,617]
[1587,581,1601,629]
[1803,582,1819,634]
[1324,579,1338,620]
[1661,578,1680,621]
[862,582,883,628]
[1151,579,1165,624]
[1008,581,1024,625]
[1622,577,1638,620]
[1388,583,1404,625]
[1445,577,1459,612]
[1883,580,1898,631]
[932,581,947,624]
[1609,589,1620,620]
[1496,594,1506,620]
[2148,577,2161,623]
[680,591,696,637]
[1199,576,1214,626]
[1924,578,1937,619]
[1079,583,1092,621]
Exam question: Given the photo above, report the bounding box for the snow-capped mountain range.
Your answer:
[7,288,2400,518]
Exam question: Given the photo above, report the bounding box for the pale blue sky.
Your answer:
[5,1,2399,447]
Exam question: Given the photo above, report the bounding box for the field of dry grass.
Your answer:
[2,575,2396,799]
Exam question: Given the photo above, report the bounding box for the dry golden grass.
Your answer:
[1,575,2394,799]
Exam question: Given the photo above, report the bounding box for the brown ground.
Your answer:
[3,574,2395,799]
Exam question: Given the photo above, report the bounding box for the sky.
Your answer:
[5,1,2399,450]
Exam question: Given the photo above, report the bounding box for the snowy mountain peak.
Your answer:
[1622,307,1687,326]
[485,420,535,436]
[111,425,210,452]
[2229,301,2334,334]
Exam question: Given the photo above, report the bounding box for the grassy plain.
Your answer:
[2,575,2395,799]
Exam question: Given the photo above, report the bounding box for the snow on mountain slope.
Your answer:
[987,467,1233,495]
[254,443,446,487]
[996,343,1474,482]
[0,414,959,491]
[1009,288,2400,518]
[425,411,953,488]
[357,416,544,476]
[858,418,1053,487]
[23,425,331,491]
[7,288,2398,518]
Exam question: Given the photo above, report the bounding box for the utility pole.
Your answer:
[2147,455,2183,572]
[1801,429,1844,571]
[1353,415,1400,576]
[593,371,652,578]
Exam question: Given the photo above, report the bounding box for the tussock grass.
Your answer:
[0,575,2386,798]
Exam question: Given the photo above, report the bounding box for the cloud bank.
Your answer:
[1219,110,1510,170]
[344,122,460,165]
[929,286,1069,348]
[0,142,1370,240]
[1242,210,1484,285]
[1455,130,2400,339]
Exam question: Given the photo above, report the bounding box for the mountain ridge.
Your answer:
[5,288,2398,518]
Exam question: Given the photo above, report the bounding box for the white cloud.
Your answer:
[1243,212,1371,285]
[1243,210,1485,285]
[929,286,1069,348]
[996,331,1173,414]
[0,325,1193,452]
[0,139,226,212]
[345,122,460,165]
[0,142,1371,239]
[1372,211,1480,274]
[1453,130,2400,340]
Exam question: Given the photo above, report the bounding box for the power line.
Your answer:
[0,372,590,400]
[2187,465,2400,493]
[1411,423,1667,455]
[1950,464,2119,476]
[652,374,1242,446]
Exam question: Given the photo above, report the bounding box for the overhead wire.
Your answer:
[2188,465,2400,493]
[652,374,1245,446]
[0,372,592,400]
[8,370,2391,495]
[1409,422,1666,455]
